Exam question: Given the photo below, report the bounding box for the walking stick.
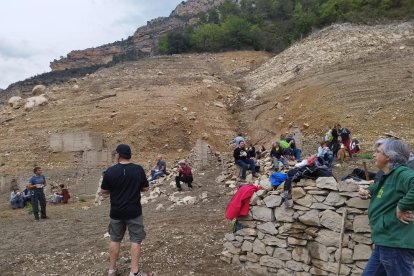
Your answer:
[336,208,347,276]
[363,161,370,180]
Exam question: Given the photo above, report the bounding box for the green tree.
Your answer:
[219,0,241,20]
[221,16,255,49]
[191,24,224,51]
[208,9,220,24]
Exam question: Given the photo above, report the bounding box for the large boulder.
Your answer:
[8,96,24,109]
[31,84,46,95]
[24,95,48,111]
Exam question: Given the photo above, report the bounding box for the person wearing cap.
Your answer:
[100,144,150,276]
[27,166,48,220]
[148,155,167,181]
[175,160,193,192]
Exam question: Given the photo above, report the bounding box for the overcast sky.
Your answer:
[0,0,182,89]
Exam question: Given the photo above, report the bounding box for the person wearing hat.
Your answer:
[175,160,193,192]
[100,144,150,276]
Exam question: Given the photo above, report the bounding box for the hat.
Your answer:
[115,144,131,159]
[178,160,186,164]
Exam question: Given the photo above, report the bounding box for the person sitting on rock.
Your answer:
[285,131,301,161]
[317,141,334,167]
[279,134,295,160]
[175,160,193,192]
[52,184,71,204]
[234,141,258,182]
[22,188,32,206]
[229,133,245,148]
[10,187,24,209]
[270,141,289,170]
[149,155,167,181]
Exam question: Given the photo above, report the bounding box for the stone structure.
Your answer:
[221,177,373,276]
[49,132,103,152]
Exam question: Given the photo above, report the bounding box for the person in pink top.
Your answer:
[175,160,193,192]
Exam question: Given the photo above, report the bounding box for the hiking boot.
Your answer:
[188,185,193,190]
[252,174,259,178]
[176,187,182,192]
[108,268,118,276]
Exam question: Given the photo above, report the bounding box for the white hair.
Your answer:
[374,138,409,168]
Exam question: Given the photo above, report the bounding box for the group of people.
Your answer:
[269,132,301,170]
[9,167,71,221]
[231,131,414,275]
[147,155,194,192]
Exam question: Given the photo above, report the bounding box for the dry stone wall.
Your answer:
[221,176,373,276]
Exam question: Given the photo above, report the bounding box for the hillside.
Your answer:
[240,22,414,149]
[0,20,414,276]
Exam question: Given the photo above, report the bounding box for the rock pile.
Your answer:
[221,176,373,276]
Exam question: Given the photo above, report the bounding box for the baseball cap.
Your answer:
[115,144,131,159]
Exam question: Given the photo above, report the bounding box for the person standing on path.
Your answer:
[100,144,150,276]
[27,166,47,220]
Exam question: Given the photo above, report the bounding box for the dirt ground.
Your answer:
[0,151,376,276]
[0,158,245,276]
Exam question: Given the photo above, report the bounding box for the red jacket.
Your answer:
[179,165,192,177]
[225,184,262,220]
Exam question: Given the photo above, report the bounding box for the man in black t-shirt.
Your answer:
[100,144,150,276]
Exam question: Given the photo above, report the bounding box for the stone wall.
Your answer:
[49,132,103,152]
[221,177,373,276]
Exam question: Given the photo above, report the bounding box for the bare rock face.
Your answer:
[50,0,231,71]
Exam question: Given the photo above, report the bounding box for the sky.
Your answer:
[0,0,182,89]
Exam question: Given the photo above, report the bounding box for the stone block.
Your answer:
[251,206,275,222]
[260,255,285,268]
[308,241,329,261]
[292,247,311,264]
[257,222,278,235]
[352,244,372,260]
[299,209,320,226]
[82,149,111,167]
[320,209,342,232]
[346,197,370,209]
[353,215,371,233]
[263,194,283,208]
[316,177,339,190]
[50,132,103,152]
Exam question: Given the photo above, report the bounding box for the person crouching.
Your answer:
[175,160,193,192]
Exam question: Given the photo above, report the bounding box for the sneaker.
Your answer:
[176,187,182,192]
[108,268,118,276]
[252,174,259,178]
[188,185,193,190]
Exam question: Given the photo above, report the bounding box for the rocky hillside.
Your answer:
[1,21,414,200]
[240,21,414,149]
[50,0,230,72]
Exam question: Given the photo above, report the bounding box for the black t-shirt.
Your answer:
[332,129,339,142]
[101,163,149,220]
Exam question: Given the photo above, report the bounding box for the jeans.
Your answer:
[11,197,24,209]
[149,170,166,181]
[273,157,288,169]
[31,189,47,219]
[362,245,414,276]
[235,159,256,180]
[293,149,302,161]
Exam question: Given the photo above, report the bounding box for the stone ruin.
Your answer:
[220,176,373,276]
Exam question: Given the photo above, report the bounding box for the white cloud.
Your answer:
[0,0,180,89]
